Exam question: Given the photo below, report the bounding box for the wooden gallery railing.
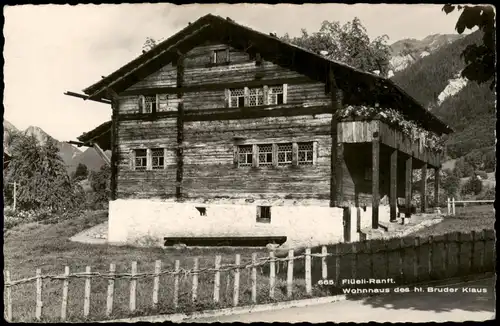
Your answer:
[4,229,496,322]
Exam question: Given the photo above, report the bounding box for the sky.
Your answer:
[3,3,467,143]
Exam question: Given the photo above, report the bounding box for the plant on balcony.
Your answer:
[336,105,446,152]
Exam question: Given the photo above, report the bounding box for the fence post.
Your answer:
[335,245,341,285]
[129,262,137,312]
[61,266,69,321]
[5,271,12,322]
[287,249,294,298]
[452,198,456,216]
[269,251,276,299]
[213,255,221,304]
[470,231,476,273]
[321,246,327,280]
[233,254,240,307]
[428,236,433,279]
[35,268,43,320]
[399,239,405,281]
[173,260,180,309]
[305,248,312,295]
[351,243,357,279]
[13,181,17,211]
[153,260,161,309]
[192,258,199,303]
[447,198,450,215]
[413,238,420,281]
[457,233,462,275]
[251,253,257,304]
[480,230,486,272]
[106,264,115,317]
[84,266,91,318]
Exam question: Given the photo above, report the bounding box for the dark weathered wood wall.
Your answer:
[113,43,404,204]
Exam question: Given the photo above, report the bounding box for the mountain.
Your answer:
[388,34,465,75]
[3,120,19,156]
[390,30,495,166]
[72,147,111,172]
[24,125,82,170]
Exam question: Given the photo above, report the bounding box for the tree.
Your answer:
[5,135,81,213]
[443,4,495,89]
[441,169,461,199]
[142,37,165,54]
[461,171,482,196]
[72,163,89,181]
[88,164,111,208]
[281,17,391,76]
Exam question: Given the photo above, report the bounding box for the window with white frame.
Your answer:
[230,88,245,108]
[238,145,253,167]
[298,142,314,165]
[268,85,284,105]
[258,144,273,166]
[277,143,293,166]
[151,148,165,170]
[248,87,264,106]
[134,149,147,171]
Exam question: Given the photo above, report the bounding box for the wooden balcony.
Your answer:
[338,119,443,168]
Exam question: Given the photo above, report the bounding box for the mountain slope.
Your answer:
[390,30,495,161]
[24,126,82,170]
[389,34,464,73]
[72,147,111,172]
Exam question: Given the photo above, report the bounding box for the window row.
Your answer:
[237,142,316,168]
[131,148,166,171]
[138,95,177,114]
[228,84,287,108]
[137,84,288,113]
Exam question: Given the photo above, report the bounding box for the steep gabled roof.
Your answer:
[81,14,452,135]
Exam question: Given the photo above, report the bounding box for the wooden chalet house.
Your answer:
[68,14,452,247]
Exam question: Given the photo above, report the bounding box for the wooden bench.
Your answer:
[164,236,287,247]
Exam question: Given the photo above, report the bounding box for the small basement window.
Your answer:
[257,206,271,223]
[196,207,207,216]
[134,149,147,171]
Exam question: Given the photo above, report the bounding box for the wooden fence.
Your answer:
[3,229,496,322]
[446,198,494,215]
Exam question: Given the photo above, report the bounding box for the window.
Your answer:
[238,145,253,167]
[258,144,273,166]
[298,142,314,165]
[213,49,228,64]
[230,88,245,108]
[268,85,284,105]
[134,149,147,171]
[257,206,271,223]
[248,87,264,106]
[277,143,293,166]
[152,148,165,170]
[139,95,158,113]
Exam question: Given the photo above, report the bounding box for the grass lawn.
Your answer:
[4,204,495,322]
[409,204,495,238]
[3,210,325,322]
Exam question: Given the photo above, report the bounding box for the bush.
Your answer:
[461,175,483,196]
[476,171,488,180]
